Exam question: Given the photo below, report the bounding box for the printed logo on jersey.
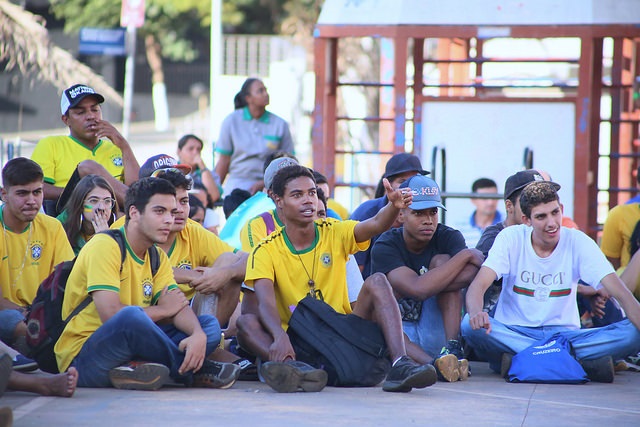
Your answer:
[112,155,123,167]
[142,281,153,301]
[30,240,43,261]
[177,260,192,270]
[320,253,332,267]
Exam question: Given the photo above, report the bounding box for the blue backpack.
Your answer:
[507,334,588,384]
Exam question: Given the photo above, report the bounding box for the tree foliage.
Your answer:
[49,0,306,62]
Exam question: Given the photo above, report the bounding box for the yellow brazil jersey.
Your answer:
[245,218,369,330]
[111,217,236,299]
[0,210,74,306]
[240,209,285,252]
[31,135,125,188]
[167,219,235,299]
[600,203,640,268]
[55,228,177,372]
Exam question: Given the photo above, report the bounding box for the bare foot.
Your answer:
[41,367,78,397]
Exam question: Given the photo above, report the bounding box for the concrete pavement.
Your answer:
[2,362,639,426]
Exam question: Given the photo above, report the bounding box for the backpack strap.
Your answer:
[100,229,127,272]
[260,211,277,236]
[148,246,160,276]
[63,295,93,323]
[101,229,160,276]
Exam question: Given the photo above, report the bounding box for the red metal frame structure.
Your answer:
[313,12,640,239]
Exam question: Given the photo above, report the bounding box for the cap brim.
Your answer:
[384,168,429,179]
[68,93,105,110]
[509,181,561,200]
[408,201,446,211]
[176,164,193,175]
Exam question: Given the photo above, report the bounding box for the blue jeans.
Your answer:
[0,309,24,344]
[403,297,446,358]
[71,306,221,387]
[461,314,640,373]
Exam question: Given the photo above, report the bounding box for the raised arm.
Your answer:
[353,178,411,243]
[94,120,140,185]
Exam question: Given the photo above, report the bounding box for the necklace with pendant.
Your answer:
[296,244,318,298]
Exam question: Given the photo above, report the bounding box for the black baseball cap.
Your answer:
[61,84,104,115]
[504,169,560,200]
[383,153,428,179]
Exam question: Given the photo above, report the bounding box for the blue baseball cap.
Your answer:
[400,174,446,210]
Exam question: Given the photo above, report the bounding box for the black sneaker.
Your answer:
[581,356,615,383]
[382,356,437,393]
[443,339,465,359]
[500,353,514,380]
[233,358,259,381]
[109,361,170,391]
[192,360,241,389]
[260,360,328,393]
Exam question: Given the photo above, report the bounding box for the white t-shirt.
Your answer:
[484,224,614,329]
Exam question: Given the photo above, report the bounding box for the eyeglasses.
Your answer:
[85,197,115,208]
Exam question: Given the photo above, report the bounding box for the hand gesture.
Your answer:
[384,178,412,209]
[91,208,110,234]
[190,267,226,295]
[590,288,610,319]
[92,120,129,149]
[469,311,492,334]
[178,331,207,374]
[157,286,189,318]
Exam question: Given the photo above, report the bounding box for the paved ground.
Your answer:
[2,362,639,426]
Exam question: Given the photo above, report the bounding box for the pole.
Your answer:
[122,24,137,139]
[210,0,222,144]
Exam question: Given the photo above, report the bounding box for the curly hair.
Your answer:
[520,181,560,218]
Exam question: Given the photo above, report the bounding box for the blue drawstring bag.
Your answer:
[507,334,589,384]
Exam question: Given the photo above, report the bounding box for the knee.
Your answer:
[212,252,238,269]
[77,160,106,176]
[197,314,222,347]
[236,314,261,339]
[361,273,394,299]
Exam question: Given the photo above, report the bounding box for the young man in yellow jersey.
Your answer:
[115,155,248,327]
[56,178,238,390]
[240,165,439,393]
[133,155,252,376]
[0,158,74,364]
[31,84,140,214]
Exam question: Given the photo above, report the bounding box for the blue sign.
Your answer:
[79,28,126,56]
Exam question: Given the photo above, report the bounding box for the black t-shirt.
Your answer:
[371,224,467,276]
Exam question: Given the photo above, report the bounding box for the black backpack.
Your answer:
[25,229,160,373]
[287,296,390,387]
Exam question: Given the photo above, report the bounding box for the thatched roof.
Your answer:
[0,0,123,106]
